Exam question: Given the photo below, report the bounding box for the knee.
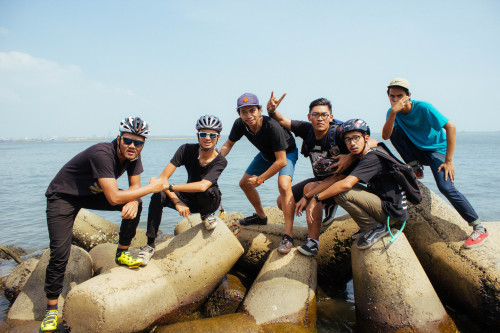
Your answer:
[239,178,249,191]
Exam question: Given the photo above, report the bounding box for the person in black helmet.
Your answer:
[139,115,227,265]
[295,119,408,253]
[41,117,166,332]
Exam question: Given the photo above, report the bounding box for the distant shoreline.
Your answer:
[0,137,196,143]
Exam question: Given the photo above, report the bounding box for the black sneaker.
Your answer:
[297,239,319,256]
[356,224,389,250]
[239,213,268,226]
[322,202,338,227]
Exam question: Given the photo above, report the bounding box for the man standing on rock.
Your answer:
[382,78,488,248]
[220,93,299,255]
[268,94,377,256]
[139,115,227,265]
[41,117,166,332]
[295,119,407,250]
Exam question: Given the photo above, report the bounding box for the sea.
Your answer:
[1,132,499,331]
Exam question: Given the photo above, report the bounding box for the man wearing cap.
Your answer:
[220,92,299,254]
[382,78,488,248]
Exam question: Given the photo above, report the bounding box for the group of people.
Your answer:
[40,78,488,331]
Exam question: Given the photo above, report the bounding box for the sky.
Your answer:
[1,0,499,139]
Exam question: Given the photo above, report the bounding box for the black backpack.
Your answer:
[300,121,342,158]
[371,142,422,205]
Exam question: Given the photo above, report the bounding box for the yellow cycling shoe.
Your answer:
[115,251,143,268]
[40,309,58,332]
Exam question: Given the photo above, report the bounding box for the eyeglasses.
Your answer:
[310,112,331,119]
[198,132,218,139]
[121,137,145,147]
[344,135,362,144]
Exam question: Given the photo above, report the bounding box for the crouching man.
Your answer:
[295,119,408,254]
[139,115,227,265]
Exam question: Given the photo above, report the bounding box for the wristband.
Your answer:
[256,176,263,185]
[169,184,174,192]
[303,193,311,200]
[314,193,322,203]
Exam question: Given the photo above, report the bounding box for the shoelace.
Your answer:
[470,231,480,240]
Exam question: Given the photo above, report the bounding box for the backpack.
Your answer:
[371,142,422,205]
[300,121,342,158]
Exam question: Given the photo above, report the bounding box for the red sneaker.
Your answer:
[464,230,488,249]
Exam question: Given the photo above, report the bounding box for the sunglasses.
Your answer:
[198,132,218,139]
[121,137,145,147]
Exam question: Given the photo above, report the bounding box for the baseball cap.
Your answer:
[388,78,410,90]
[237,93,260,109]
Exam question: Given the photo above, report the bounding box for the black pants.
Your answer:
[44,194,142,299]
[146,187,221,240]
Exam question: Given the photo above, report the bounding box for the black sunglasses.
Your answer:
[198,132,218,139]
[121,137,145,147]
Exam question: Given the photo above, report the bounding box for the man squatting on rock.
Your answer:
[295,119,407,251]
[266,93,378,256]
[220,93,299,255]
[137,115,227,265]
[41,117,166,332]
[382,78,488,248]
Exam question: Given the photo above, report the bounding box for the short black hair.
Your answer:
[309,98,332,113]
[387,87,410,96]
[237,105,262,114]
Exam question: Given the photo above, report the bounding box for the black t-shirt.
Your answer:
[170,143,227,187]
[349,151,408,221]
[291,120,349,179]
[228,116,297,161]
[45,139,144,198]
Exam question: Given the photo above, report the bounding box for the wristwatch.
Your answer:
[169,184,174,192]
[314,193,322,203]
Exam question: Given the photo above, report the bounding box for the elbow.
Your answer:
[381,130,390,141]
[106,196,121,206]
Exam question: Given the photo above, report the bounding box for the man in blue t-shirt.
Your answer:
[381,78,488,249]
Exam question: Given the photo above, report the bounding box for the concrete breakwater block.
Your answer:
[203,273,247,317]
[63,219,244,333]
[174,213,203,235]
[7,246,92,322]
[405,184,500,329]
[241,248,317,331]
[72,208,120,250]
[88,243,120,275]
[352,232,457,332]
[4,258,39,302]
[317,214,360,286]
[235,224,309,274]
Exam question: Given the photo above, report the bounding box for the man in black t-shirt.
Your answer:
[140,115,227,265]
[41,117,166,333]
[220,93,298,255]
[295,119,407,252]
[267,95,377,256]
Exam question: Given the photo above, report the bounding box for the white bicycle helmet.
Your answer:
[119,117,150,138]
[196,115,223,132]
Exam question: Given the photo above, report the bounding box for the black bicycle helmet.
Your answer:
[196,115,223,132]
[340,119,370,137]
[119,117,150,138]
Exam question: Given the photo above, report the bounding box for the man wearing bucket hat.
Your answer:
[220,92,299,254]
[382,78,488,249]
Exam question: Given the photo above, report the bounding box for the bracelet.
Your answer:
[169,184,174,192]
[256,176,263,185]
[314,193,322,203]
[303,193,311,200]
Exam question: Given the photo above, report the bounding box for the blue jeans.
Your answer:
[390,126,479,225]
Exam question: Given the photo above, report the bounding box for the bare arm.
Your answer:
[437,121,456,181]
[220,139,235,157]
[98,175,164,206]
[247,150,287,187]
[267,91,292,131]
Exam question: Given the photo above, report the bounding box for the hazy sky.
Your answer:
[1,0,499,139]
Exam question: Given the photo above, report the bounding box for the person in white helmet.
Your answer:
[41,117,166,332]
[139,115,227,265]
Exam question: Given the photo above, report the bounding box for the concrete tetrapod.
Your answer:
[63,220,244,333]
[352,232,457,332]
[405,184,500,330]
[241,248,317,331]
[7,246,92,322]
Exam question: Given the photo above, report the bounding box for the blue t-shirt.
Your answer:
[386,100,449,154]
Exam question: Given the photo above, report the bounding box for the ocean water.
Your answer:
[1,132,499,330]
